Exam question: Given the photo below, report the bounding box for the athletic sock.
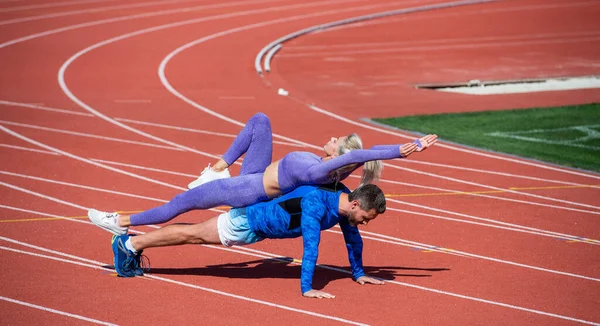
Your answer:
[125,238,138,254]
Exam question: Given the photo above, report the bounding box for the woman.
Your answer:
[89,112,437,235]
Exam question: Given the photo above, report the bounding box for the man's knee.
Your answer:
[185,218,220,244]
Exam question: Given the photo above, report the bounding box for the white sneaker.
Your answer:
[88,209,128,235]
[187,164,231,189]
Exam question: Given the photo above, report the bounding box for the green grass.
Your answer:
[373,103,600,172]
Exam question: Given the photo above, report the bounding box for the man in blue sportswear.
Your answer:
[110,183,386,298]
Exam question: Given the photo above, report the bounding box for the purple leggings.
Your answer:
[130,113,273,226]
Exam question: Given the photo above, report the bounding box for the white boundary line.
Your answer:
[0,0,119,13]
[278,36,600,57]
[151,7,600,211]
[3,113,598,243]
[0,244,368,325]
[0,0,210,26]
[385,206,600,245]
[2,99,597,189]
[2,170,598,281]
[283,31,600,51]
[0,294,117,326]
[2,99,596,187]
[0,0,284,48]
[2,221,599,324]
[5,152,600,245]
[1,0,596,320]
[0,120,185,152]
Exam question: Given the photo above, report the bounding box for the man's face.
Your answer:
[347,202,378,227]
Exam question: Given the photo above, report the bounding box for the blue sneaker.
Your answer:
[111,234,142,277]
[125,234,150,276]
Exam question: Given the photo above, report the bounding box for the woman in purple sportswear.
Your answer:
[89,112,437,235]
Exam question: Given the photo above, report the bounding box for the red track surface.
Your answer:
[1,0,599,325]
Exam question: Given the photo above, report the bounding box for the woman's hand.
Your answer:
[416,134,438,152]
[399,142,418,157]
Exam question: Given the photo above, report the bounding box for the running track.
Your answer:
[1,0,599,325]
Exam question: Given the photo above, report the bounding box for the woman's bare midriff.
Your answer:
[263,160,282,198]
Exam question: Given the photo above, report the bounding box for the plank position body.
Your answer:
[111,183,386,298]
[89,113,437,235]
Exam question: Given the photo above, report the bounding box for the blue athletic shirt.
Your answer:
[246,184,365,294]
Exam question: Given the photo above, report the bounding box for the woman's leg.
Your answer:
[215,112,273,175]
[129,174,267,226]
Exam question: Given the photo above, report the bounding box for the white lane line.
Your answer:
[3,173,598,282]
[224,246,600,325]
[3,220,599,325]
[0,120,185,152]
[0,205,71,219]
[0,0,210,26]
[114,117,306,147]
[307,104,600,180]
[157,0,406,131]
[0,243,367,325]
[315,1,599,35]
[218,96,256,100]
[7,155,598,246]
[4,98,596,191]
[0,100,303,148]
[3,128,596,244]
[326,229,470,258]
[2,0,596,190]
[0,0,283,48]
[254,0,486,73]
[0,125,187,191]
[57,0,367,157]
[0,235,108,265]
[0,100,94,116]
[381,163,600,212]
[0,171,173,205]
[285,31,600,51]
[3,182,599,323]
[0,294,117,326]
[89,159,202,178]
[114,99,152,104]
[0,143,59,155]
[399,159,600,188]
[1,181,91,211]
[278,36,600,57]
[386,206,600,245]
[2,99,593,187]
[5,108,595,241]
[0,0,119,13]
[347,228,600,282]
[152,2,600,211]
[371,174,600,215]
[308,104,600,208]
[387,198,600,244]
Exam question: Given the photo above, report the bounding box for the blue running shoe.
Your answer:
[127,234,150,276]
[111,234,139,277]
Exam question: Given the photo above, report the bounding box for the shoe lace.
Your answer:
[116,239,138,276]
[106,212,119,220]
[121,257,135,273]
[138,253,151,273]
[200,164,211,175]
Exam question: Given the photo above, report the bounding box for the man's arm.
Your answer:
[339,218,365,279]
[339,219,385,286]
[299,192,331,298]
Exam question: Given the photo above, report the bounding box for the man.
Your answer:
[95,183,386,298]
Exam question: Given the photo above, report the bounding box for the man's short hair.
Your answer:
[348,184,386,214]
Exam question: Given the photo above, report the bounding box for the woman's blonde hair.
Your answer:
[331,133,383,186]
